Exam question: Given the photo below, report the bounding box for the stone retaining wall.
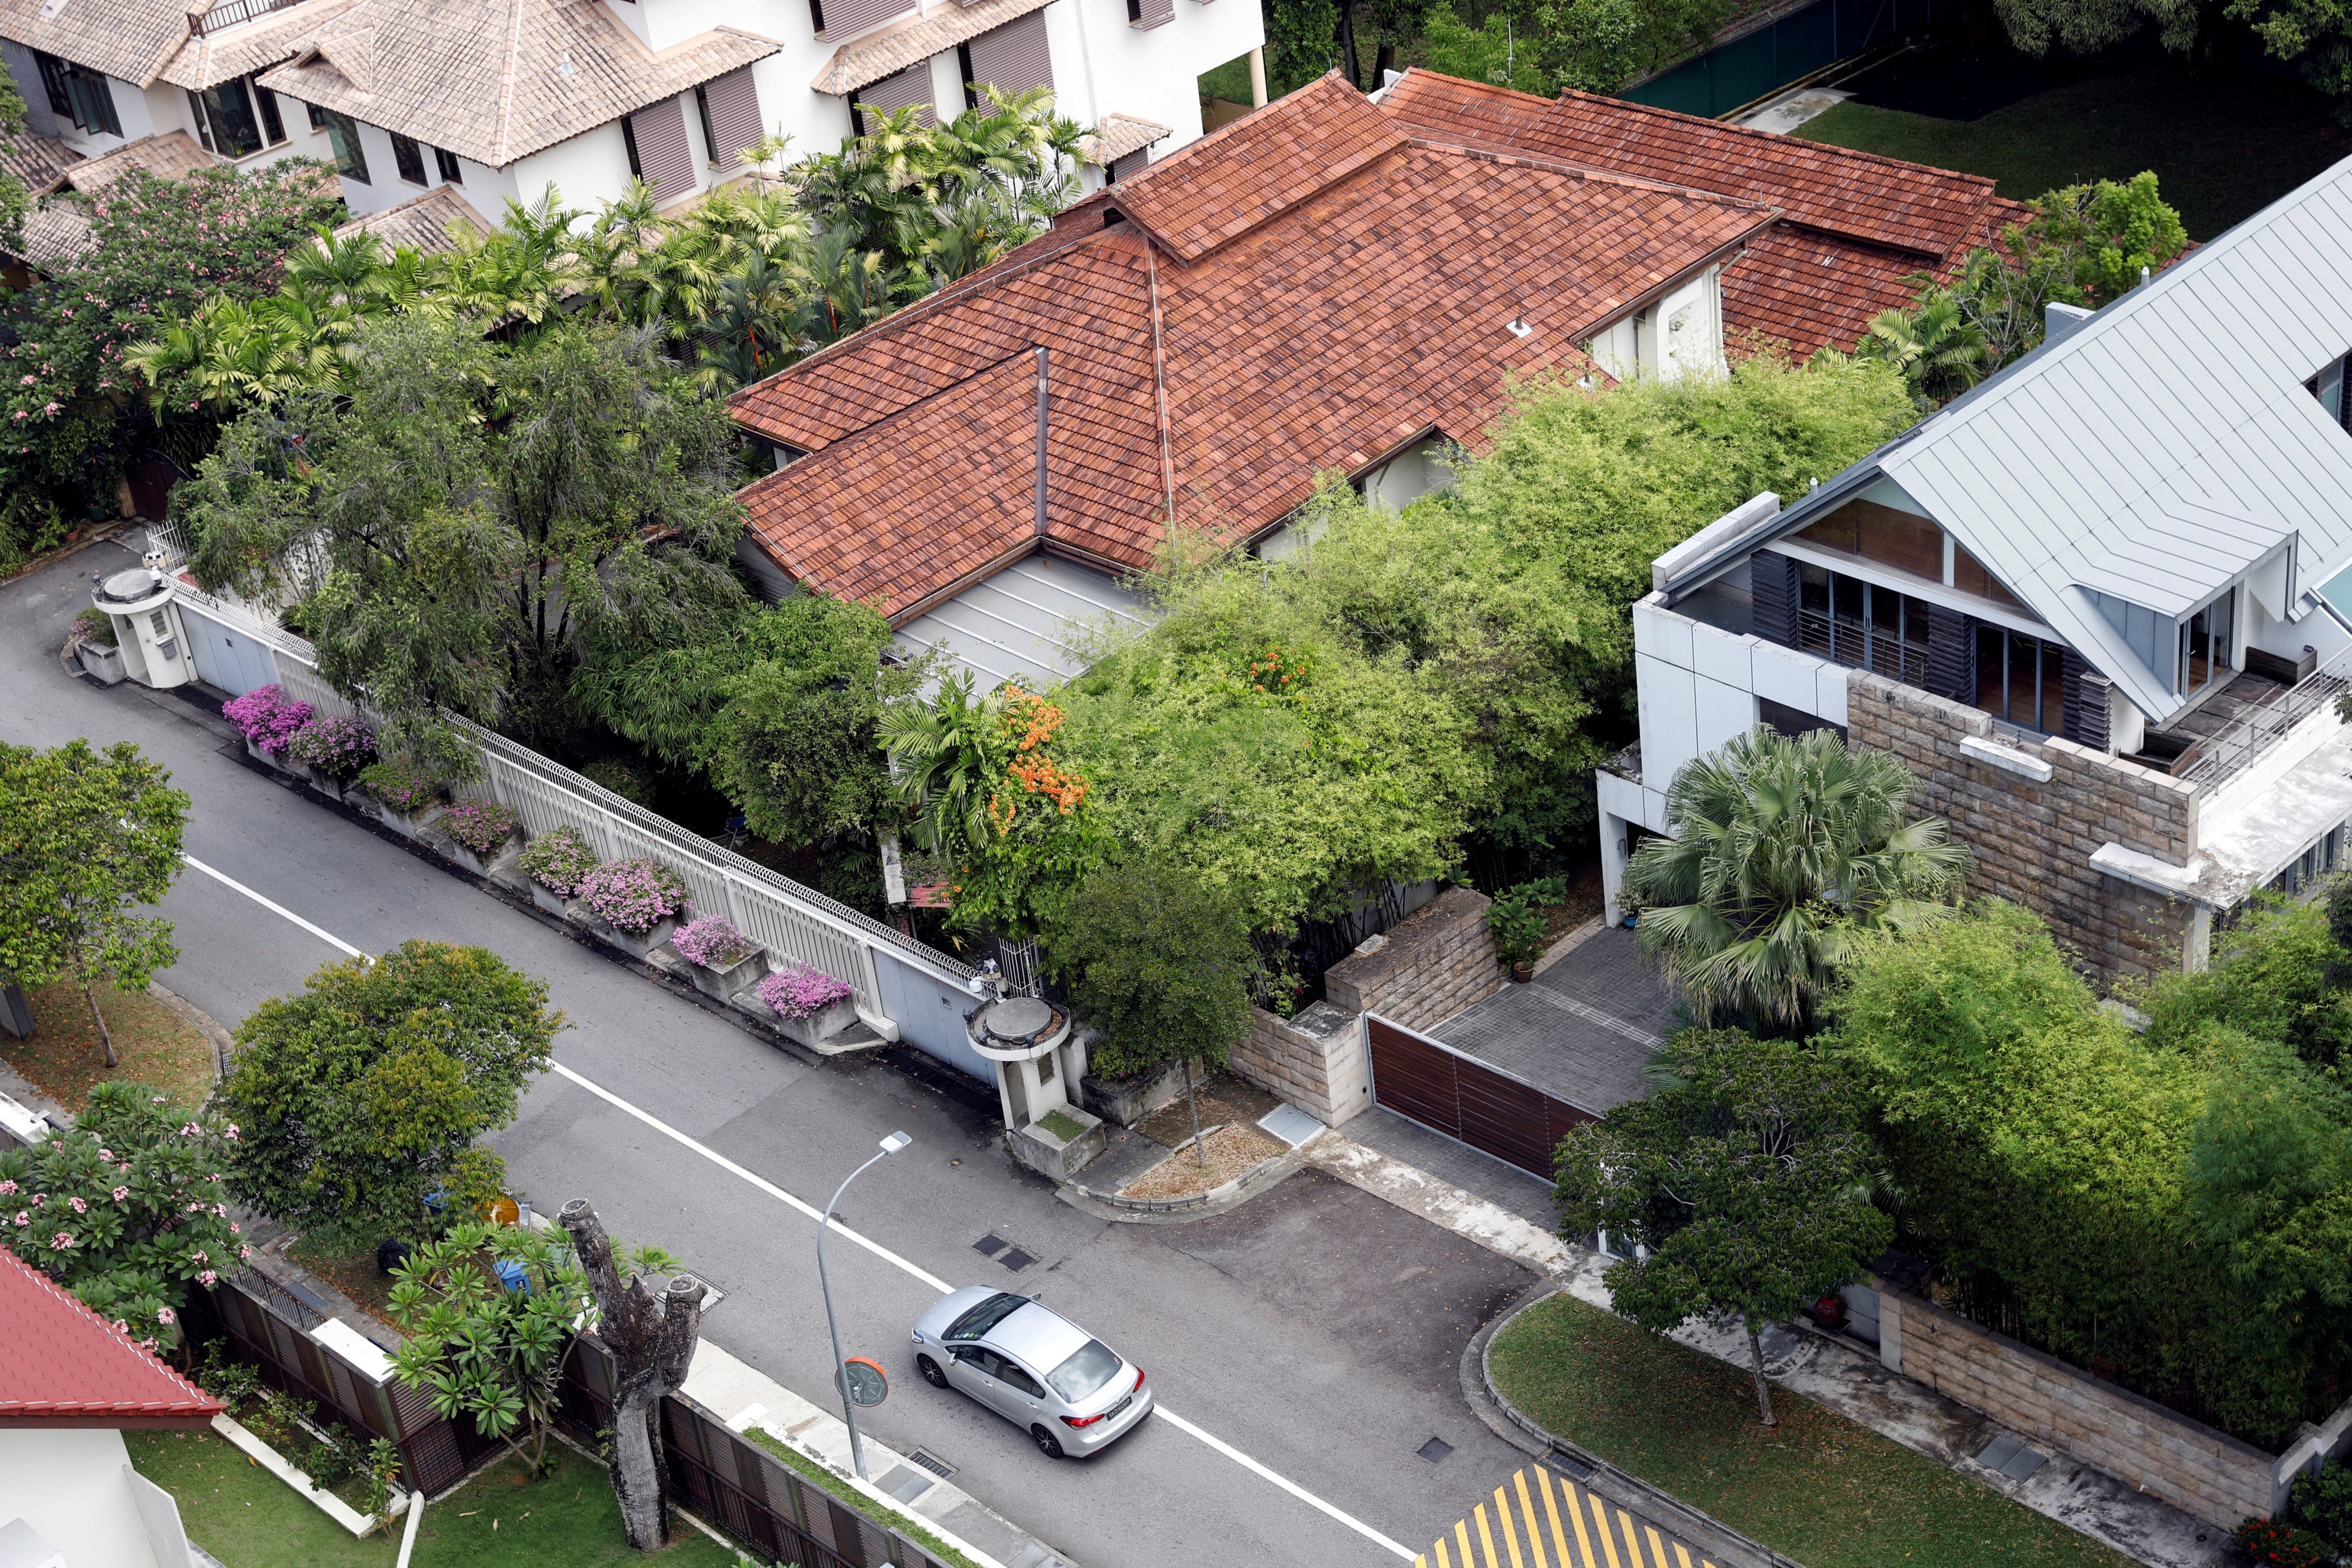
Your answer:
[1232,1002,1367,1127]
[1846,673,2202,982]
[1323,885,1500,1031]
[1880,1287,2283,1526]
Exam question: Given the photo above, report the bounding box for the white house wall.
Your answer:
[0,1428,171,1568]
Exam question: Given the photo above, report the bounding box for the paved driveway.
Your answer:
[2,537,1547,1568]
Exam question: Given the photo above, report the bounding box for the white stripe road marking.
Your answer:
[180,854,368,958]
[191,861,1418,1562]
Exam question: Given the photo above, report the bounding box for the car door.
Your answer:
[949,1345,1020,1421]
[990,1350,1051,1427]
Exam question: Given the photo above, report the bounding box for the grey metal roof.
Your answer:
[893,553,1154,691]
[1681,154,2352,725]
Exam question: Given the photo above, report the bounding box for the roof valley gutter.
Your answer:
[1033,344,1049,539]
[1145,239,1176,528]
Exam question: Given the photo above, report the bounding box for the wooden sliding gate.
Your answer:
[1364,1012,1596,1180]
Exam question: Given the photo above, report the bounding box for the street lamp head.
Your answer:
[880,1130,913,1155]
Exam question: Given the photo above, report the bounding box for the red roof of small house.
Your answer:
[0,1246,225,1428]
[1380,71,2033,355]
[730,73,1778,620]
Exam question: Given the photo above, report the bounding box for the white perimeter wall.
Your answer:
[0,1427,171,1568]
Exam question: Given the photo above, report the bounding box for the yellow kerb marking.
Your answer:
[1457,1517,1476,1568]
[1475,1501,1503,1568]
[1589,1494,1625,1568]
[1676,1544,1697,1568]
[1514,1470,1551,1568]
[1495,1485,1528,1568]
[1553,1472,1597,1568]
[1434,1539,1451,1568]
[1645,1524,1672,1568]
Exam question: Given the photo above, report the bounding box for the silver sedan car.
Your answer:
[911,1288,1152,1459]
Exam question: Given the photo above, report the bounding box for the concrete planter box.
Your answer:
[362,796,443,839]
[599,915,679,963]
[303,768,354,803]
[245,736,296,773]
[78,642,125,684]
[529,881,587,921]
[1080,1055,1200,1129]
[439,831,520,878]
[1009,1107,1107,1183]
[756,995,858,1048]
[685,947,768,1004]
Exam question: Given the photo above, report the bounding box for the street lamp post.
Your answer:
[819,1129,912,1480]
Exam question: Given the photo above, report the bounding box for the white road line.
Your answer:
[181,854,368,958]
[193,865,1417,1561]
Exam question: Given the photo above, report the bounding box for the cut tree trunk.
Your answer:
[1747,1324,1778,1427]
[1185,1066,1207,1168]
[81,971,118,1070]
[562,1199,706,1552]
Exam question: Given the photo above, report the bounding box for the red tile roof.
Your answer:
[732,76,1775,618]
[0,1247,225,1428]
[1379,70,2025,355]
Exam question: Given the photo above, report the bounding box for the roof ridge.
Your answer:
[1406,135,1779,214]
[493,0,526,167]
[1548,87,1997,196]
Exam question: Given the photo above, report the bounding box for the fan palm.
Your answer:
[1624,726,1972,1035]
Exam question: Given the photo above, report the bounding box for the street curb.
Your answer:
[1056,1147,1302,1224]
[1461,1284,1811,1568]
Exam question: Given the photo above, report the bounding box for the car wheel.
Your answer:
[1031,1424,1065,1460]
[917,1355,949,1389]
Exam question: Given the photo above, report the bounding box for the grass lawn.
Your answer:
[286,1234,401,1327]
[3,978,215,1112]
[130,1430,746,1567]
[1488,1294,2134,1568]
[1797,65,2352,241]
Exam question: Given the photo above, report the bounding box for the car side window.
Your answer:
[959,1347,1002,1377]
[998,1360,1046,1399]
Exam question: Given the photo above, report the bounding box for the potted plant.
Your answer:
[1487,882,1553,982]
[284,714,377,801]
[435,799,523,877]
[574,855,690,961]
[69,609,124,684]
[516,824,600,919]
[222,684,315,771]
[353,759,444,837]
[751,962,857,1047]
[671,913,768,1002]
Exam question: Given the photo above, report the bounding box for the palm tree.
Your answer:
[879,672,1002,855]
[1858,295,1989,408]
[1624,726,1972,1035]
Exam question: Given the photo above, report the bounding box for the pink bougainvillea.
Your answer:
[575,857,689,936]
[756,963,852,1021]
[221,684,315,758]
[671,913,756,970]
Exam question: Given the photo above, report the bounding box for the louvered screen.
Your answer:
[701,67,765,170]
[1110,149,1148,181]
[854,66,934,129]
[823,0,915,36]
[1132,0,1174,29]
[966,11,1053,94]
[628,96,698,206]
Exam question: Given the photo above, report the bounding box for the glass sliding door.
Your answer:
[2177,589,2235,699]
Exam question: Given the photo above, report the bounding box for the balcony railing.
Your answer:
[2171,646,2352,789]
[187,0,307,38]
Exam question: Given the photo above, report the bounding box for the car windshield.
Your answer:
[1046,1339,1124,1403]
[945,1292,1030,1342]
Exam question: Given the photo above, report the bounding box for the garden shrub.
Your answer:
[285,714,377,780]
[2291,1458,2352,1554]
[69,607,116,648]
[221,684,314,757]
[437,799,520,857]
[575,855,689,934]
[515,823,599,896]
[755,963,851,1020]
[581,757,655,807]
[671,914,755,970]
[2237,1517,2337,1568]
[1041,861,1254,1081]
[355,758,442,814]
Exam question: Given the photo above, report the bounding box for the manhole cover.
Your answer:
[973,1234,1007,1257]
[1418,1437,1453,1464]
[1000,1248,1035,1271]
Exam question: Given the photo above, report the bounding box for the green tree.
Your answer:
[1624,727,1971,1035]
[1855,294,1990,409]
[881,671,1014,859]
[387,1217,677,1477]
[1417,3,1557,93]
[179,315,749,764]
[213,941,562,1243]
[1043,861,1256,1162]
[1554,1029,1892,1426]
[0,1082,248,1347]
[0,740,188,1068]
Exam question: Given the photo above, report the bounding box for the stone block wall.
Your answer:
[1881,1288,2283,1527]
[1846,673,2202,982]
[1232,1002,1368,1127]
[1323,885,1500,1032]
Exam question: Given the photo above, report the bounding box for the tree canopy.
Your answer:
[1043,861,1258,1080]
[214,941,562,1243]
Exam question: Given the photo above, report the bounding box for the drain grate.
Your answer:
[1546,1447,1595,1480]
[907,1448,957,1481]
[1975,1433,2049,1481]
[973,1234,1007,1257]
[1000,1248,1035,1271]
[1418,1437,1454,1464]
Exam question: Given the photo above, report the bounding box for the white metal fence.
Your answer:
[169,586,987,1075]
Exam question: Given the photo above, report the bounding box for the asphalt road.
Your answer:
[3,537,1540,1568]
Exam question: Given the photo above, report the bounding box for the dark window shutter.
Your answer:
[2063,654,2110,749]
[1109,149,1147,181]
[626,96,696,206]
[1748,551,1798,649]
[701,67,764,171]
[966,10,1053,95]
[1924,603,1974,702]
[853,65,934,129]
[1132,0,1174,28]
[822,0,915,36]
[391,131,426,184]
[253,79,285,143]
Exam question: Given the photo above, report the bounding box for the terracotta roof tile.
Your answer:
[731,86,1777,619]
[60,130,221,192]
[331,183,485,254]
[1104,73,1407,261]
[161,0,358,90]
[0,0,194,90]
[1082,113,1170,168]
[258,0,779,169]
[0,1247,225,1428]
[1,131,83,196]
[810,0,1050,96]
